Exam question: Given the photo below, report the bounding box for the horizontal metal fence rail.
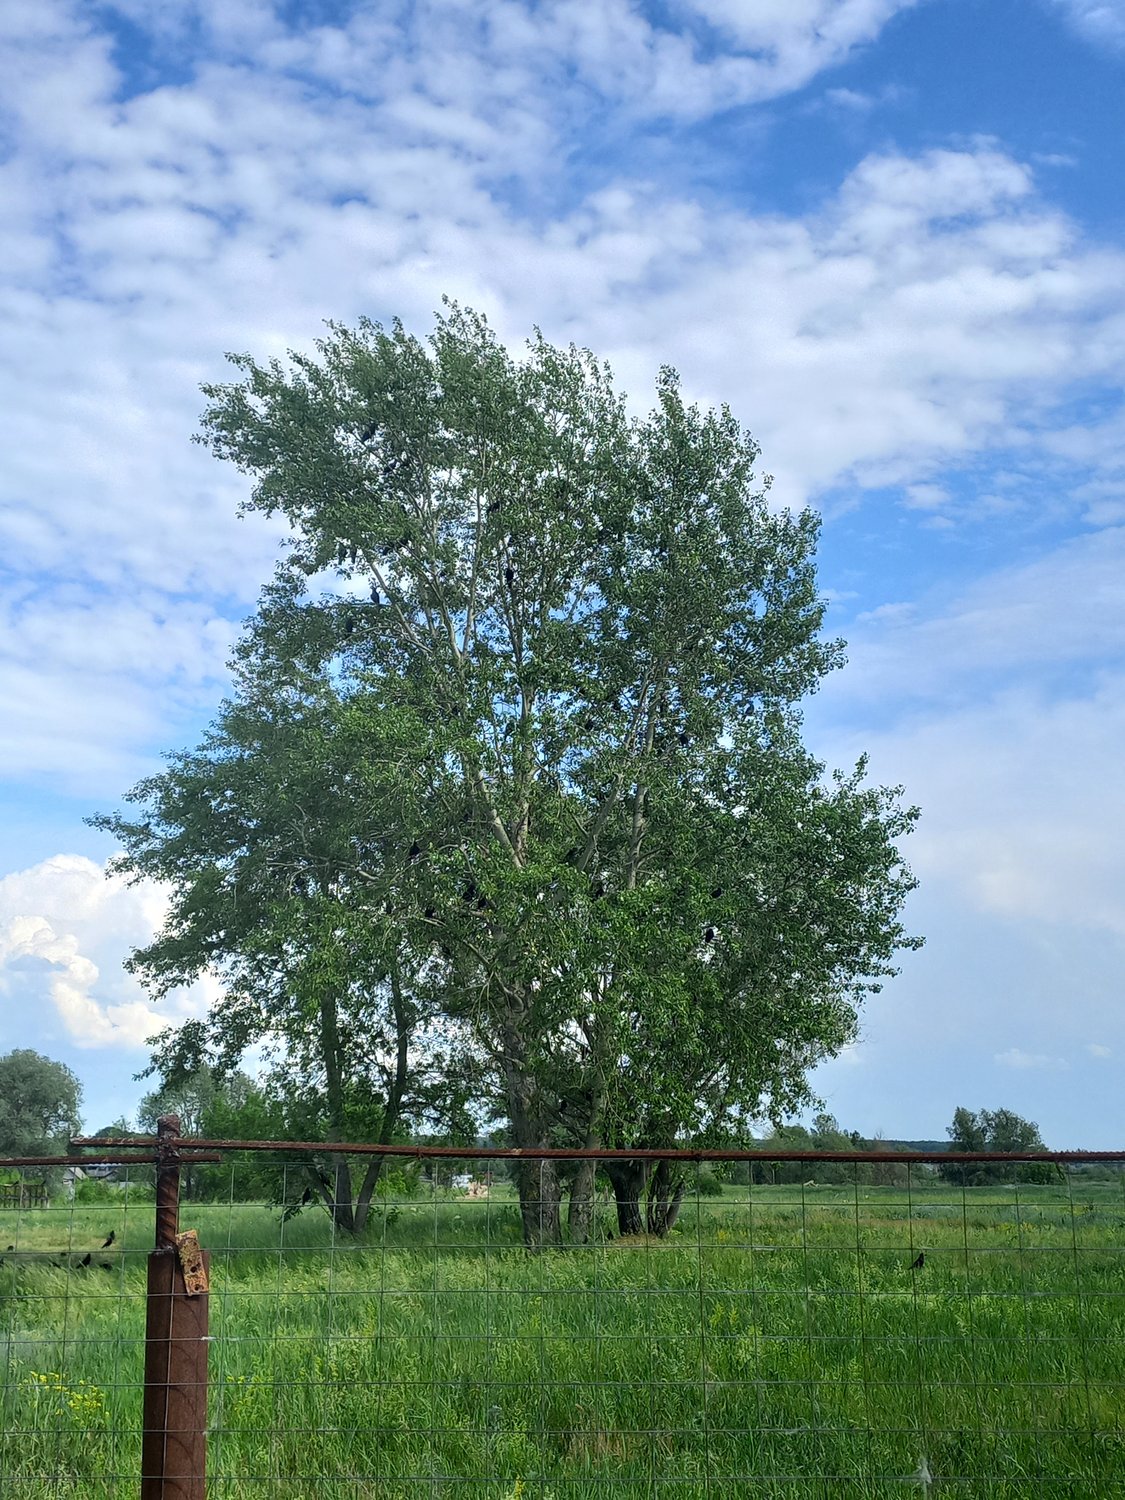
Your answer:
[2,1142,1123,1497]
[70,1137,1125,1163]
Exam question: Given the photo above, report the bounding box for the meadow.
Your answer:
[1,1179,1124,1498]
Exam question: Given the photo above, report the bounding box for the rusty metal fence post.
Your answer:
[141,1113,210,1500]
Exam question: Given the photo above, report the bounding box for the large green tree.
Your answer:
[0,1050,82,1156]
[100,304,919,1245]
[940,1106,1055,1186]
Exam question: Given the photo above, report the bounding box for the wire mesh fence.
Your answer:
[2,1143,1124,1497]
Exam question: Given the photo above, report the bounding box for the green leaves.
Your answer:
[101,304,921,1243]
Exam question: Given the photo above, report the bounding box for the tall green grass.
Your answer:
[1,1182,1123,1497]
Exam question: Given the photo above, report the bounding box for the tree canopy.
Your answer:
[0,1049,82,1156]
[97,303,920,1244]
[940,1106,1055,1185]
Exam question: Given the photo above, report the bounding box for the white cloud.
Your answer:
[0,4,1124,1123]
[831,526,1125,704]
[995,1047,1069,1071]
[0,855,207,1049]
[824,670,1125,938]
[1049,0,1125,45]
[811,522,1125,942]
[1086,1042,1112,1058]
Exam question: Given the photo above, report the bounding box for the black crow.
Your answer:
[504,566,515,586]
[80,1253,91,1267]
[408,840,422,861]
[910,1252,925,1271]
[101,1231,115,1249]
[711,886,724,899]
[704,927,716,942]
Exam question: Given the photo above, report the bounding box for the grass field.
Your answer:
[1,1180,1124,1497]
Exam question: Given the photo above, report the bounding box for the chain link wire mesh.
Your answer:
[2,1150,1123,1497]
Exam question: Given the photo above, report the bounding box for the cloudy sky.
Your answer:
[2,0,1123,1145]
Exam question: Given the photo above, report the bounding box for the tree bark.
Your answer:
[605,1159,648,1237]
[352,966,412,1236]
[501,1015,563,1248]
[566,1158,598,1244]
[318,988,358,1233]
[646,1159,686,1237]
[516,1159,562,1249]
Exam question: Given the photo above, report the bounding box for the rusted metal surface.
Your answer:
[175,1231,208,1297]
[142,1247,209,1500]
[155,1115,181,1251]
[0,1154,217,1168]
[70,1138,1125,1165]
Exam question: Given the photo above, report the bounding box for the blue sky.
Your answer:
[2,0,1124,1145]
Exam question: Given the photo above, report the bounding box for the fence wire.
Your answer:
[1,1151,1123,1498]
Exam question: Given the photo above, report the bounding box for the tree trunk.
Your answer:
[329,1154,355,1233]
[318,988,358,1233]
[567,1158,598,1244]
[605,1159,648,1237]
[646,1159,686,1237]
[516,1159,562,1249]
[500,1016,563,1248]
[352,966,412,1236]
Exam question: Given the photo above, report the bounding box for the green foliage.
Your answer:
[694,1166,725,1197]
[940,1106,1057,1185]
[0,1050,82,1156]
[94,303,920,1245]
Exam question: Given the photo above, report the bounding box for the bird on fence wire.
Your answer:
[910,1251,925,1271]
[101,1231,115,1248]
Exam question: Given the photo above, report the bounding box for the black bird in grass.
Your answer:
[101,1231,115,1249]
[99,1262,113,1272]
[910,1252,925,1271]
[80,1253,91,1267]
